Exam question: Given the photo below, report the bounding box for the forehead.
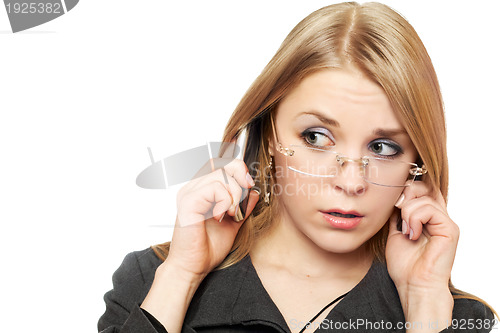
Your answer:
[276,69,402,129]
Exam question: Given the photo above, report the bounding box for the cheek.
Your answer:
[382,187,404,210]
[273,154,322,202]
[366,187,403,229]
[273,154,296,195]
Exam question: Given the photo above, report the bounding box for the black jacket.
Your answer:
[98,248,495,332]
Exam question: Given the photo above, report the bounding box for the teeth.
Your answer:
[329,212,357,218]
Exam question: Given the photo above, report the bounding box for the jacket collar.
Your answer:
[184,254,405,332]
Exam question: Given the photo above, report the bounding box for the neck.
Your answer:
[250,213,374,281]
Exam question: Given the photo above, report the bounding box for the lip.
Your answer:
[320,209,363,230]
[321,209,364,217]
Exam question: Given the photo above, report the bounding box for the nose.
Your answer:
[332,156,366,195]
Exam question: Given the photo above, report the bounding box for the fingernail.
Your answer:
[218,213,225,223]
[246,172,255,187]
[230,202,238,215]
[395,193,405,208]
[231,204,242,222]
[251,186,261,195]
[402,220,408,235]
[409,228,414,240]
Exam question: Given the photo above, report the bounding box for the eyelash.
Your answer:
[299,129,403,159]
[369,140,403,160]
[299,129,335,148]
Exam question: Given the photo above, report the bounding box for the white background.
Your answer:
[0,1,498,332]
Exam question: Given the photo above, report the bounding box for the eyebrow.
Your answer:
[295,111,340,127]
[295,110,407,137]
[372,128,407,137]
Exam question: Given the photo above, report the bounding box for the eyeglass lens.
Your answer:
[285,145,416,187]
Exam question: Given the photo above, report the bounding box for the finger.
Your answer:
[181,171,247,223]
[218,168,243,217]
[401,195,448,239]
[178,157,255,221]
[192,159,253,193]
[402,201,456,241]
[394,180,446,211]
[404,203,433,240]
[197,174,242,221]
[190,156,254,190]
[179,180,233,226]
[216,187,261,224]
[401,195,447,223]
[394,180,429,208]
[221,158,255,189]
[243,188,261,220]
[185,157,231,191]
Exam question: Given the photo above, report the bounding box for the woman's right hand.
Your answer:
[164,157,259,281]
[141,157,259,332]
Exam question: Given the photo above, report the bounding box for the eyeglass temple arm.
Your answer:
[409,164,427,176]
[270,114,295,157]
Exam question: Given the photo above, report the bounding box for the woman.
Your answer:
[99,2,496,332]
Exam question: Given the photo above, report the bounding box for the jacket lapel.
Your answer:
[231,255,291,332]
[185,255,290,332]
[321,260,406,332]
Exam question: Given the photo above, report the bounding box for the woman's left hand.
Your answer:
[386,180,459,300]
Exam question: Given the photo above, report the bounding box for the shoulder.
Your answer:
[109,247,163,305]
[452,296,496,325]
[98,248,164,331]
[363,261,496,328]
[117,248,163,279]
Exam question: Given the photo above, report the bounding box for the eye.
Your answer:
[300,128,335,148]
[369,140,402,158]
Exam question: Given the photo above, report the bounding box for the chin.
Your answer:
[313,233,369,254]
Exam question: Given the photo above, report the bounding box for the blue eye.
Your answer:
[300,129,335,148]
[369,140,402,158]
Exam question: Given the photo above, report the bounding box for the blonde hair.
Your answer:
[153,2,496,317]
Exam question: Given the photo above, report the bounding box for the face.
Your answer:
[269,69,418,254]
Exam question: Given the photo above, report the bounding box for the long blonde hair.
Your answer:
[153,2,496,317]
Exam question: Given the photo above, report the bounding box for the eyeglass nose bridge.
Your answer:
[335,155,370,168]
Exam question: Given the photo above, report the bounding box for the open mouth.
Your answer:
[327,212,360,218]
[322,210,363,230]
